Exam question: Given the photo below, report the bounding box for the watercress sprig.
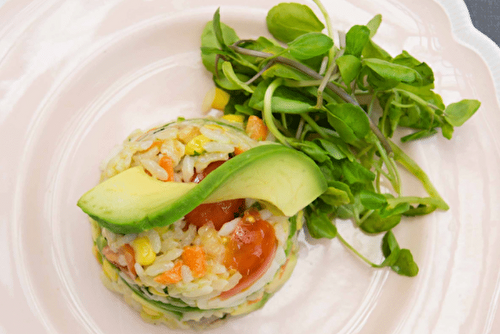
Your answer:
[200,1,479,277]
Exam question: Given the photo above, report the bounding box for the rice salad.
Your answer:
[89,116,301,329]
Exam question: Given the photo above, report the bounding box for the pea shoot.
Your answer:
[200,1,479,277]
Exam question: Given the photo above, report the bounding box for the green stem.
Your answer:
[359,210,375,224]
[389,156,401,194]
[393,88,441,111]
[353,207,361,226]
[283,80,339,104]
[389,140,449,210]
[300,113,329,139]
[295,117,306,139]
[380,94,394,137]
[391,101,416,108]
[313,0,339,100]
[283,79,324,87]
[316,63,338,108]
[367,94,377,117]
[374,136,400,194]
[388,196,445,208]
[376,170,381,193]
[312,0,335,65]
[263,78,291,147]
[373,164,392,182]
[281,113,288,130]
[355,144,375,159]
[245,59,275,85]
[337,233,378,267]
[354,90,374,96]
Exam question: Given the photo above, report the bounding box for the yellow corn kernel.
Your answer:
[222,114,244,123]
[202,87,230,112]
[212,88,230,110]
[142,305,162,317]
[90,219,101,241]
[185,135,211,155]
[177,125,201,144]
[296,210,304,230]
[92,245,102,264]
[103,259,118,282]
[149,287,168,297]
[131,237,156,266]
[204,124,225,132]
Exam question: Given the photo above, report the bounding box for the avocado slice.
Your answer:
[78,144,327,234]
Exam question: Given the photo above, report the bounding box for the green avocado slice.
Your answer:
[77,144,327,234]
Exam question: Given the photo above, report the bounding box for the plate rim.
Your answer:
[2,0,500,333]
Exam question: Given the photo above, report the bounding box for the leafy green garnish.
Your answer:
[345,25,370,58]
[444,99,481,126]
[288,32,333,60]
[200,0,479,277]
[266,3,325,43]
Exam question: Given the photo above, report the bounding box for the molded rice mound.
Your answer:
[89,118,301,329]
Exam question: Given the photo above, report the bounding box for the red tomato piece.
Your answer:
[185,161,245,230]
[190,160,224,183]
[185,199,245,231]
[219,211,277,300]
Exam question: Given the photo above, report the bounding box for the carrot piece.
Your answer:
[247,294,264,305]
[102,244,137,279]
[102,246,118,262]
[143,140,163,152]
[245,116,268,141]
[154,261,183,285]
[234,147,245,155]
[121,244,137,277]
[278,258,290,279]
[182,246,206,278]
[158,155,175,181]
[135,127,160,142]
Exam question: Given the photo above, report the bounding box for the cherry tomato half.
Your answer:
[184,161,245,230]
[220,210,277,299]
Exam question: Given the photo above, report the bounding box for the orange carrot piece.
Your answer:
[158,155,175,181]
[247,295,264,305]
[182,246,206,278]
[154,261,183,285]
[234,147,245,155]
[143,140,163,152]
[121,244,137,277]
[245,116,268,141]
[102,244,137,279]
[278,258,290,280]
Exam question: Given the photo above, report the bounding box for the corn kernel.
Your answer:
[212,88,230,110]
[149,287,167,297]
[90,219,100,241]
[131,237,157,266]
[103,259,118,282]
[202,87,230,113]
[296,210,304,230]
[177,125,201,144]
[92,245,102,264]
[142,305,162,317]
[204,124,225,132]
[222,114,244,123]
[185,135,211,155]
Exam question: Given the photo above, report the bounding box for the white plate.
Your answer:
[1,0,500,333]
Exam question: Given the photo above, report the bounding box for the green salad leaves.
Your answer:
[200,1,479,277]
